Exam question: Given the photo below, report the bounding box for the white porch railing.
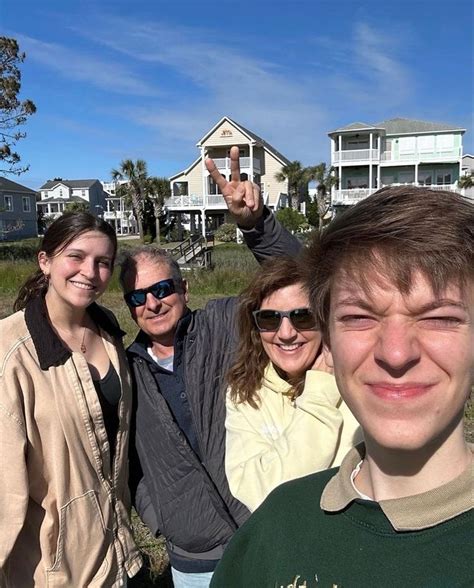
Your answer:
[333,149,379,163]
[415,183,460,192]
[210,157,261,174]
[165,191,270,209]
[332,188,376,205]
[333,183,462,206]
[166,194,205,207]
[104,210,127,218]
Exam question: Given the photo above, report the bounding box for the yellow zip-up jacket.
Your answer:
[0,298,142,587]
[225,363,363,512]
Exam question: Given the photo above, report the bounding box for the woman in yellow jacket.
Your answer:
[0,212,141,587]
[225,256,362,512]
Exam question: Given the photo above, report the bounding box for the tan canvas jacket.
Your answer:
[0,298,142,587]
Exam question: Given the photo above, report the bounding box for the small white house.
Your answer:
[38,179,106,220]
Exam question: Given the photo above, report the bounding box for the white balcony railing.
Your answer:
[333,149,379,163]
[165,191,270,209]
[415,183,460,192]
[332,188,376,205]
[209,157,261,174]
[104,210,132,220]
[166,194,205,207]
[333,183,462,206]
[334,148,461,164]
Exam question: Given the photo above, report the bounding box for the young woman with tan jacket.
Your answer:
[0,212,141,587]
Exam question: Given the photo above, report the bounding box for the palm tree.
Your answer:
[274,161,307,209]
[147,177,171,245]
[111,159,148,241]
[306,163,338,229]
[458,173,474,189]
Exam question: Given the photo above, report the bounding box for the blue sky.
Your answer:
[2,0,473,189]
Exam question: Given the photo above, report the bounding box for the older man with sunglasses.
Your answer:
[120,147,301,587]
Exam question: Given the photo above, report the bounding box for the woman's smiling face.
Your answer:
[39,230,115,311]
[259,283,322,379]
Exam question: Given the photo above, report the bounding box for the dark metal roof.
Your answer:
[0,176,38,194]
[40,179,100,190]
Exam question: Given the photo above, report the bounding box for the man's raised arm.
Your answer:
[205,146,301,262]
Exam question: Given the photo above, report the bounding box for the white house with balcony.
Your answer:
[101,180,138,236]
[38,179,106,220]
[328,118,465,206]
[167,116,291,235]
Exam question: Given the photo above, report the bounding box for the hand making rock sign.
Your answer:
[205,145,264,229]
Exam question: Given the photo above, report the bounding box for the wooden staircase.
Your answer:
[169,234,213,269]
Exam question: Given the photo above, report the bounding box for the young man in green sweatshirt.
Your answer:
[211,186,474,588]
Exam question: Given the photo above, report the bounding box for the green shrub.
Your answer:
[214,223,237,242]
[0,241,40,261]
[275,207,307,233]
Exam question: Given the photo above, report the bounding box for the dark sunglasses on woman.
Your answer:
[252,308,316,332]
[124,278,176,308]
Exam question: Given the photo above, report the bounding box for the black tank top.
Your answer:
[93,363,121,462]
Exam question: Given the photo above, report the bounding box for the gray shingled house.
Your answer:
[0,177,38,240]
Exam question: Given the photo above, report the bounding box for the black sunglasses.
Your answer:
[124,278,176,308]
[252,308,316,332]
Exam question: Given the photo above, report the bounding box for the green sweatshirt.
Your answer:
[211,446,473,588]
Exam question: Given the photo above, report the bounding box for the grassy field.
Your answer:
[0,241,472,585]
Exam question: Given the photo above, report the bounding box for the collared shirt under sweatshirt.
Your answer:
[211,444,474,587]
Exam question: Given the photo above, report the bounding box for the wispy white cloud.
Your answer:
[311,22,414,113]
[13,33,160,97]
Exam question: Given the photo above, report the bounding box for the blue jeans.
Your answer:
[171,568,214,588]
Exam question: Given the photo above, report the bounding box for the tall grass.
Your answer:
[0,261,37,293]
[0,243,258,334]
[0,243,258,296]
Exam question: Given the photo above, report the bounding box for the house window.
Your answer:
[418,171,433,185]
[59,189,63,197]
[208,176,221,195]
[22,196,31,212]
[4,195,13,211]
[436,172,452,185]
[399,137,416,153]
[82,190,86,197]
[418,135,434,153]
[436,134,454,152]
[50,203,59,213]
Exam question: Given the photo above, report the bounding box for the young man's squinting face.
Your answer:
[328,269,474,452]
